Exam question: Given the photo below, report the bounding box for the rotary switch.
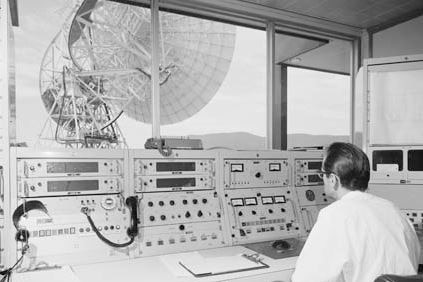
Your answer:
[305,190,316,201]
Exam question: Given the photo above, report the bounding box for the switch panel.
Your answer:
[225,187,301,244]
[138,221,225,257]
[296,186,330,206]
[403,209,423,230]
[139,191,222,226]
[300,205,326,233]
[16,195,131,266]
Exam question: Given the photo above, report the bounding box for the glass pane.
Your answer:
[276,35,351,149]
[287,68,350,148]
[16,0,152,148]
[158,11,266,150]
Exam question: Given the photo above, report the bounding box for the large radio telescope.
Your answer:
[39,0,236,147]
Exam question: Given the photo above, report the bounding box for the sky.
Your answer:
[13,0,350,148]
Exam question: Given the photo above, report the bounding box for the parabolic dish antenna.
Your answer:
[68,0,236,124]
[39,1,127,147]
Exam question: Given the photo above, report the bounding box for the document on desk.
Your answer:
[11,266,81,282]
[178,252,269,277]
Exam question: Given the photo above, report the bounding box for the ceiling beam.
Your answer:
[159,0,363,39]
[367,8,423,34]
[7,0,18,26]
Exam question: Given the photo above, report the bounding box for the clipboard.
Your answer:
[178,253,269,277]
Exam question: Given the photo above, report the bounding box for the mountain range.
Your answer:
[189,132,349,150]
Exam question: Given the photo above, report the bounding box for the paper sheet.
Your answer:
[12,266,80,282]
[178,252,266,276]
[160,252,194,277]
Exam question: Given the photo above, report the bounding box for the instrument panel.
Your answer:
[6,149,312,269]
[224,159,289,189]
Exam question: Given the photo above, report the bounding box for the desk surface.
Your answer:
[74,246,297,282]
[12,246,297,282]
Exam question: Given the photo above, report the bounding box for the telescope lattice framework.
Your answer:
[68,0,236,124]
[39,0,236,147]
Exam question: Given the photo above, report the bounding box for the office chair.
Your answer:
[375,274,423,282]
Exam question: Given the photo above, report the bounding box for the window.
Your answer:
[274,35,352,149]
[15,1,353,150]
[287,67,350,148]
[158,11,267,150]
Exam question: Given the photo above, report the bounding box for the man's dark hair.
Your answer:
[323,142,370,191]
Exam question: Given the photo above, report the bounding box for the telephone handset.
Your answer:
[125,196,139,238]
[81,196,139,248]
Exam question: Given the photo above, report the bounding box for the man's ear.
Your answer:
[332,174,340,191]
[329,174,339,191]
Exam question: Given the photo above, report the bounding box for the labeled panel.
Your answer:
[18,177,122,197]
[18,159,123,177]
[224,159,289,189]
[16,195,131,266]
[225,187,301,244]
[134,175,214,192]
[138,221,225,257]
[134,159,214,175]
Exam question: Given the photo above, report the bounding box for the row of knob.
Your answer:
[146,198,208,207]
[238,208,287,216]
[148,210,218,221]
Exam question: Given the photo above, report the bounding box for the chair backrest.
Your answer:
[375,274,423,282]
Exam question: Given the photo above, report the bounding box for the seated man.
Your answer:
[291,142,420,282]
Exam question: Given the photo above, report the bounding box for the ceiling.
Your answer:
[240,0,423,74]
[239,0,423,31]
[9,0,423,75]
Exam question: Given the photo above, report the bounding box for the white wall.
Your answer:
[373,15,423,58]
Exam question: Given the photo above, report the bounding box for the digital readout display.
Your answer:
[231,164,244,172]
[244,197,257,206]
[156,162,196,172]
[231,198,244,207]
[47,180,99,192]
[307,161,322,170]
[269,163,281,171]
[261,196,274,204]
[274,196,286,203]
[47,162,99,173]
[156,178,196,188]
[308,174,323,183]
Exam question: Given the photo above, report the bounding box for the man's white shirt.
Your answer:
[291,191,420,282]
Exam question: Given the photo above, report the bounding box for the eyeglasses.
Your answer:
[317,170,333,180]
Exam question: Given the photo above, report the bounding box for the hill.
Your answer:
[189,132,349,150]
